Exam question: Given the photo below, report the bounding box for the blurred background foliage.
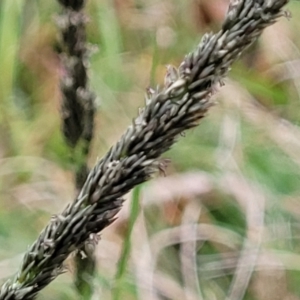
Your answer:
[0,0,300,299]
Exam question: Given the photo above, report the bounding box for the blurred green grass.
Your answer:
[1,1,300,299]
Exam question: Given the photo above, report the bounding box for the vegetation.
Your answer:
[0,0,299,299]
